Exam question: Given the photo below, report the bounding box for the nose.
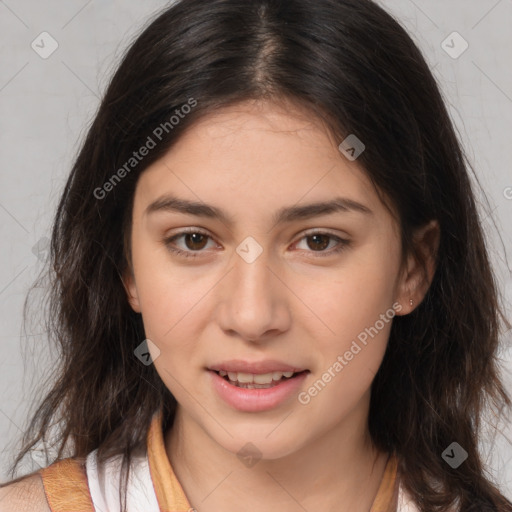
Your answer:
[216,246,291,343]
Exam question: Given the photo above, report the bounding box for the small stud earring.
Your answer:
[409,299,413,306]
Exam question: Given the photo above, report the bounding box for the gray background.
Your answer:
[1,0,511,499]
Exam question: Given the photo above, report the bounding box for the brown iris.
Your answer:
[306,234,330,251]
[184,232,209,250]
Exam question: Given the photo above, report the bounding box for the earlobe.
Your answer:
[395,219,440,315]
[122,269,141,313]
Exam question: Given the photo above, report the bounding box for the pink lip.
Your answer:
[208,359,307,374]
[209,370,309,412]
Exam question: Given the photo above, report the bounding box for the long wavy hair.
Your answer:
[3,0,512,510]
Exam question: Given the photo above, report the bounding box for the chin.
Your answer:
[210,427,307,462]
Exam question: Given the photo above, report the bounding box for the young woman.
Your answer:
[1,0,511,510]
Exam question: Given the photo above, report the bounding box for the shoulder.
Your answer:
[0,473,51,512]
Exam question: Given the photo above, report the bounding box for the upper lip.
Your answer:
[208,359,308,374]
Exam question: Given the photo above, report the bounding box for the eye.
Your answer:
[163,228,217,259]
[163,229,350,259]
[293,231,350,257]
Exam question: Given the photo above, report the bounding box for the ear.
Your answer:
[122,268,142,313]
[394,219,440,315]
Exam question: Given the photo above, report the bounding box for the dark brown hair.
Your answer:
[3,0,512,510]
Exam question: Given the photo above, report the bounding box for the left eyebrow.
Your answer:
[272,197,373,224]
[144,194,373,227]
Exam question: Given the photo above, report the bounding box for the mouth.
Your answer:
[211,369,310,389]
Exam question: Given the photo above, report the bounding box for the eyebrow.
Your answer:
[145,194,373,225]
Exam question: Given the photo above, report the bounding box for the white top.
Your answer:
[397,480,421,511]
[85,449,420,511]
[86,449,160,511]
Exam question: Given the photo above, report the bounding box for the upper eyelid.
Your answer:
[164,227,349,249]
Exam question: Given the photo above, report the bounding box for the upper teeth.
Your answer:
[218,370,295,384]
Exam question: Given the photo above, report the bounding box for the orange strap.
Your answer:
[370,454,400,512]
[39,458,95,512]
[147,409,193,511]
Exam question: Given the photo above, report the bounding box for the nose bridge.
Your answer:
[232,238,275,308]
[235,248,271,295]
[218,236,288,340]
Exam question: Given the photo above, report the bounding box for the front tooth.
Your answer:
[253,372,274,384]
[236,372,254,383]
[224,371,295,384]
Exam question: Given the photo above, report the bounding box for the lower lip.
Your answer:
[209,370,309,412]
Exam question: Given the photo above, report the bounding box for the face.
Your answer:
[124,99,420,459]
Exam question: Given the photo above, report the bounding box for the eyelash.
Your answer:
[162,228,351,259]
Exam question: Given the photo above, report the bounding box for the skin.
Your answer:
[124,98,439,512]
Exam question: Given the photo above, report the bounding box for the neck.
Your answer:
[165,394,390,512]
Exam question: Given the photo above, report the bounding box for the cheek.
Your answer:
[134,262,210,397]
[309,250,398,342]
[301,248,399,396]
[130,240,211,348]
[301,303,394,417]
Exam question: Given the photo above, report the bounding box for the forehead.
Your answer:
[165,99,347,174]
[133,99,394,227]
